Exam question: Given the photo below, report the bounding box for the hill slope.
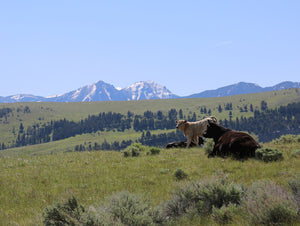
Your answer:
[185,81,300,98]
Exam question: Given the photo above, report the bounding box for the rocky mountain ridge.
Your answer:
[0,81,299,103]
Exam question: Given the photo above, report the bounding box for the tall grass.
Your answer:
[1,142,299,225]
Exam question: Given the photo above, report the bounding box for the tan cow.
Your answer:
[175,116,218,148]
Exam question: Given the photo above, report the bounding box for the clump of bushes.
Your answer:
[255,147,283,162]
[122,143,162,157]
[163,178,243,220]
[291,149,300,158]
[272,134,300,144]
[122,143,146,157]
[173,168,188,181]
[97,191,163,225]
[43,196,87,225]
[147,147,161,155]
[242,180,298,225]
[43,178,300,225]
[211,203,240,225]
[43,192,164,226]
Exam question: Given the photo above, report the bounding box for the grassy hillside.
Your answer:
[0,142,299,225]
[0,88,300,151]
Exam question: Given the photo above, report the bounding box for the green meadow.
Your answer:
[1,143,299,225]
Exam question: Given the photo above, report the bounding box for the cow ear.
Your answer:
[175,120,178,123]
[184,120,187,123]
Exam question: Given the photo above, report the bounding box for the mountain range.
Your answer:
[0,81,299,103]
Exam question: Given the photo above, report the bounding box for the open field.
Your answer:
[0,142,299,225]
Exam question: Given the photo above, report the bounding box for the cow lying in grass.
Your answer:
[175,116,218,148]
[203,121,261,159]
[166,137,204,149]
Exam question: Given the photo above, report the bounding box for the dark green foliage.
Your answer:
[163,178,243,219]
[4,101,300,150]
[139,130,185,148]
[255,147,283,162]
[219,102,300,142]
[122,143,146,157]
[174,168,188,181]
[43,196,86,225]
[0,107,13,118]
[148,147,161,155]
[260,100,268,111]
[242,181,298,225]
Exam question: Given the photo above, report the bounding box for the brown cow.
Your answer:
[203,121,261,159]
[175,116,218,148]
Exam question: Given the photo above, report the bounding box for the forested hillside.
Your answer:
[1,101,299,151]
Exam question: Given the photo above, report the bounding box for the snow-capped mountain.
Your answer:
[47,81,131,102]
[46,80,178,102]
[0,81,299,103]
[0,94,47,103]
[125,81,178,100]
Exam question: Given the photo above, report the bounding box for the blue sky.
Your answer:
[1,1,299,97]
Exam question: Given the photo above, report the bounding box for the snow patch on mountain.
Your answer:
[126,81,178,100]
[1,81,299,103]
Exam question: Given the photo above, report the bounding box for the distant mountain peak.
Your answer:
[185,81,300,98]
[0,80,299,103]
[125,81,178,100]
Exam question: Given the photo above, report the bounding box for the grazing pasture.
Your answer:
[0,142,299,225]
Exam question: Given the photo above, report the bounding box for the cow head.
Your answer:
[203,121,217,138]
[175,120,187,130]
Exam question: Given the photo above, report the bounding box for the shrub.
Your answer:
[242,180,298,225]
[291,149,300,158]
[97,191,163,226]
[272,134,300,144]
[195,179,243,216]
[288,176,300,208]
[122,143,146,157]
[148,147,161,155]
[203,138,214,155]
[174,168,188,181]
[255,147,283,162]
[212,203,239,225]
[163,178,243,219]
[43,196,86,225]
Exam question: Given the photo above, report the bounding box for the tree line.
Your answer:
[74,130,185,152]
[74,102,300,151]
[1,101,300,150]
[7,109,183,149]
